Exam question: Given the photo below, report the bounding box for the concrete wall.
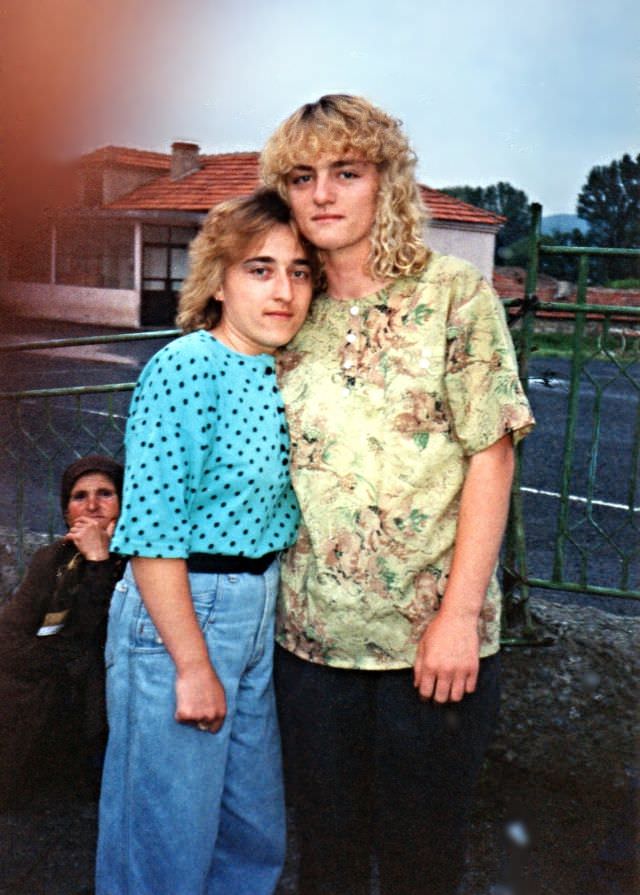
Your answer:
[102,168,159,205]
[426,223,496,281]
[0,282,139,328]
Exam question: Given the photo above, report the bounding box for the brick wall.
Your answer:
[493,267,640,309]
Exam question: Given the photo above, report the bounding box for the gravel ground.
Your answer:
[0,588,637,895]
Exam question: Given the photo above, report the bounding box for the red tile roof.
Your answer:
[80,146,171,171]
[419,186,505,226]
[108,152,260,210]
[105,149,504,227]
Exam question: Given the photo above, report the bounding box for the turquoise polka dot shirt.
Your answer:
[111,330,300,559]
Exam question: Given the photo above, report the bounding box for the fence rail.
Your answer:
[503,203,639,634]
[1,212,638,637]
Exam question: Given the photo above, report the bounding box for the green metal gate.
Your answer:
[503,203,639,633]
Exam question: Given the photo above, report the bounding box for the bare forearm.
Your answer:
[130,556,226,730]
[414,434,514,702]
[441,433,515,617]
[130,556,209,672]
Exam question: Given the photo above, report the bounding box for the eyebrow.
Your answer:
[289,159,364,172]
[243,255,311,266]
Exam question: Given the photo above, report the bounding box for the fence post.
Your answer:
[502,203,541,638]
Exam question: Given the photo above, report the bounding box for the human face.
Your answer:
[212,224,313,355]
[286,154,380,259]
[66,473,120,529]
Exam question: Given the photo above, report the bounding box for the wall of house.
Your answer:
[0,282,139,327]
[426,223,496,281]
[102,168,160,205]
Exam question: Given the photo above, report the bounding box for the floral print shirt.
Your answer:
[276,252,535,669]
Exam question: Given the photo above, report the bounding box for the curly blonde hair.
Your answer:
[177,188,318,333]
[260,94,430,282]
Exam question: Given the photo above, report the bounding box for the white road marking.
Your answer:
[521,485,639,513]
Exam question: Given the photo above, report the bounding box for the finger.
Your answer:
[106,520,116,538]
[195,719,223,734]
[417,671,436,700]
[448,675,466,703]
[433,674,454,704]
[413,653,422,688]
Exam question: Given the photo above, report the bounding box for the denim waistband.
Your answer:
[186,552,278,575]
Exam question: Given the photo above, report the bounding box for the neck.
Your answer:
[322,243,388,301]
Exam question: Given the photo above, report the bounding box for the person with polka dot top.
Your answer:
[96,190,316,895]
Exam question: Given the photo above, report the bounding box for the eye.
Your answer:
[291,269,310,280]
[98,489,116,499]
[70,491,87,502]
[338,169,358,180]
[289,172,312,186]
[249,266,270,278]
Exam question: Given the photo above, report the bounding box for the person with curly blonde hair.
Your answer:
[96,189,315,895]
[261,95,535,895]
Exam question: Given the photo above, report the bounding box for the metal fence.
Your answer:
[503,203,639,634]
[1,217,638,633]
[0,331,176,569]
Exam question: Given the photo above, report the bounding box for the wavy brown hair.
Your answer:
[177,188,318,333]
[260,94,430,282]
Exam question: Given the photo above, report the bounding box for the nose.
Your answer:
[274,269,293,302]
[312,171,335,206]
[86,491,99,512]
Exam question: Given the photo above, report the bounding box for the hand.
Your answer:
[64,517,115,561]
[175,662,227,734]
[413,609,480,703]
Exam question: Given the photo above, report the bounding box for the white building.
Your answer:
[1,142,504,328]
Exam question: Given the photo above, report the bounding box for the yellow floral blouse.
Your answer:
[276,252,535,669]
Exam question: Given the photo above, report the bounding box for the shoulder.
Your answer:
[142,331,216,376]
[415,252,485,292]
[131,332,220,410]
[0,540,72,624]
[27,539,74,575]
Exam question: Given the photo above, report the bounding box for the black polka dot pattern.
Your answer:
[111,331,300,558]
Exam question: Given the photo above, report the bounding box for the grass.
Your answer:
[513,329,640,361]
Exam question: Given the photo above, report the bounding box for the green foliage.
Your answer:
[577,153,640,246]
[577,153,640,282]
[500,229,587,281]
[605,278,640,289]
[441,181,530,261]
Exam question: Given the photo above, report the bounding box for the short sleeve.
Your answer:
[444,271,535,455]
[111,340,217,557]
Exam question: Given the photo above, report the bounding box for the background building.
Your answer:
[1,142,504,328]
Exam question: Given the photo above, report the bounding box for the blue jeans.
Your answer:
[96,562,285,895]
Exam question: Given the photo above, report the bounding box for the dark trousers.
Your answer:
[274,646,500,895]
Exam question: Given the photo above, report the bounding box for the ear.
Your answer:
[214,285,225,302]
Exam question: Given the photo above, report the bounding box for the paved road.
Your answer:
[1,317,638,613]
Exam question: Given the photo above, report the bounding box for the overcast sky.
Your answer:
[5,0,639,215]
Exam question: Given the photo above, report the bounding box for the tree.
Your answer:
[500,229,588,281]
[441,181,531,262]
[577,153,640,247]
[577,153,640,282]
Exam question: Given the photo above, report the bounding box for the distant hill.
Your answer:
[541,214,589,235]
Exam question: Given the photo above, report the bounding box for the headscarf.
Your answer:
[60,455,124,515]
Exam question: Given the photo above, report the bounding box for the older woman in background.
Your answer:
[0,454,125,809]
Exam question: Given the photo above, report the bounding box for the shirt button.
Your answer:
[350,306,359,316]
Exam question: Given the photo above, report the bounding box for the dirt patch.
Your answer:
[460,596,639,895]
